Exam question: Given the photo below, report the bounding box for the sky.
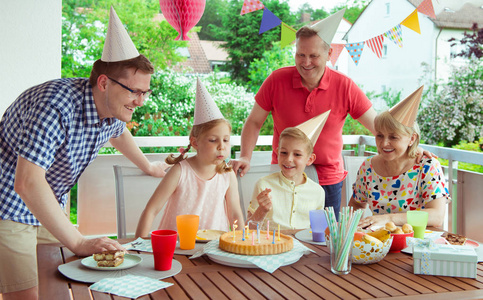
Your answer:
[287,0,347,12]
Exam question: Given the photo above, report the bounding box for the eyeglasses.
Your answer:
[108,77,152,100]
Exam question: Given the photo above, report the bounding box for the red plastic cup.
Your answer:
[151,230,177,271]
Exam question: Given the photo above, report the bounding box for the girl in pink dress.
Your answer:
[136,79,245,237]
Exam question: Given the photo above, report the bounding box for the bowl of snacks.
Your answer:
[386,222,414,253]
[352,229,393,264]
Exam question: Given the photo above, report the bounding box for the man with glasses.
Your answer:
[0,7,168,300]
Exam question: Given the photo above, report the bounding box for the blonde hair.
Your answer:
[374,111,420,158]
[166,119,233,173]
[279,127,314,154]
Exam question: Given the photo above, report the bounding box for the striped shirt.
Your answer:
[0,78,125,225]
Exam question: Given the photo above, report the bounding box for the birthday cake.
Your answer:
[219,230,293,256]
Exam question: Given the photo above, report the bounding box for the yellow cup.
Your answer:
[176,214,199,250]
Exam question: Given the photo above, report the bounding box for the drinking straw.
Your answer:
[325,207,363,272]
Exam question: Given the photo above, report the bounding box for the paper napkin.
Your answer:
[123,238,152,252]
[89,275,172,298]
[190,239,314,273]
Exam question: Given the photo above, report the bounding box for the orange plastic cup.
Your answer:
[176,214,199,250]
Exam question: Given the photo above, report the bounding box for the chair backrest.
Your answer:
[113,165,164,239]
[113,153,197,239]
[343,155,373,218]
[237,164,318,220]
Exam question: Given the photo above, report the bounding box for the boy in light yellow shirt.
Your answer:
[247,112,329,230]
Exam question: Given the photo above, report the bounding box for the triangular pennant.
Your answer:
[365,34,384,58]
[384,24,403,48]
[329,44,345,66]
[401,9,421,34]
[240,0,265,15]
[259,8,282,34]
[389,86,424,127]
[280,22,296,48]
[345,42,365,66]
[417,0,436,19]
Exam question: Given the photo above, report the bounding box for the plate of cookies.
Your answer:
[81,251,142,271]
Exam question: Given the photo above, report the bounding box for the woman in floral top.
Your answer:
[349,111,450,229]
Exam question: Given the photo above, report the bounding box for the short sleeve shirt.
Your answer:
[255,66,372,185]
[0,78,125,225]
[353,156,451,214]
[247,172,325,230]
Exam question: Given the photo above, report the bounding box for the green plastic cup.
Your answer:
[406,211,428,239]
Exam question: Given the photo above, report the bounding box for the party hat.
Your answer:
[193,78,224,125]
[296,110,331,146]
[389,86,423,127]
[310,9,345,45]
[101,6,140,62]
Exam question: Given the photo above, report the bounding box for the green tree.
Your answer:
[332,0,368,24]
[210,0,295,83]
[247,41,294,93]
[62,0,186,78]
[417,60,483,147]
[197,0,228,40]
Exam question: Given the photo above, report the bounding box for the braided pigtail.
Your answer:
[166,145,191,165]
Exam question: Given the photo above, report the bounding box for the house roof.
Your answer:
[199,40,229,61]
[408,0,483,29]
[174,31,212,74]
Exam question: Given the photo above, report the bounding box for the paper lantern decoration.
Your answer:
[159,0,206,40]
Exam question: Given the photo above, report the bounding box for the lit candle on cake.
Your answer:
[257,223,260,244]
[245,225,249,238]
[242,227,245,241]
[272,229,276,244]
[266,220,270,239]
[233,220,237,243]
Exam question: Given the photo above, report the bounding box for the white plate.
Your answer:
[207,250,303,268]
[295,229,326,246]
[196,229,226,243]
[81,254,142,271]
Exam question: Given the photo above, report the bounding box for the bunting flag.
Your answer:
[281,22,296,48]
[259,8,282,34]
[366,34,384,58]
[401,9,421,34]
[345,42,365,66]
[240,0,265,15]
[417,0,436,19]
[329,44,345,66]
[384,24,403,48]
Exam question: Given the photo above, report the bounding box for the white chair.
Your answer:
[343,155,372,218]
[237,164,319,220]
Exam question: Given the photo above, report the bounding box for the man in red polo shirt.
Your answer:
[232,9,377,219]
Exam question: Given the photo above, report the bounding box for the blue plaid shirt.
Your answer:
[0,78,125,225]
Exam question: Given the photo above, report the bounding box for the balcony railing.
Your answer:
[77,135,483,240]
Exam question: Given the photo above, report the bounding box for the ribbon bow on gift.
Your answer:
[407,238,437,275]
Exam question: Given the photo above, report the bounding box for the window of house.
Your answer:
[382,44,388,58]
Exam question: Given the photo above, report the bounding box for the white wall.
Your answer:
[0,1,62,116]
[435,29,468,83]
[345,0,439,108]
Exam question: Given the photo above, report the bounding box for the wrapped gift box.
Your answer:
[413,244,477,278]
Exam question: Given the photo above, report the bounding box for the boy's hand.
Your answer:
[257,188,272,213]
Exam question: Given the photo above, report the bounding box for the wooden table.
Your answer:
[38,231,483,299]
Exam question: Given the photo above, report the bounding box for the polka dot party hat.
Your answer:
[193,78,224,125]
